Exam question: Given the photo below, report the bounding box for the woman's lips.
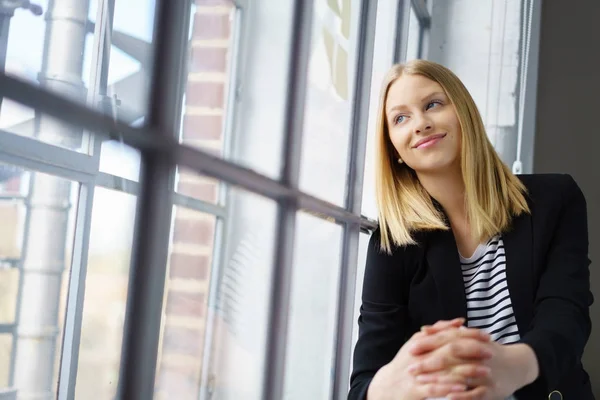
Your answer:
[415,133,447,149]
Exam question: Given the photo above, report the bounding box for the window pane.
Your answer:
[298,0,360,206]
[98,0,156,179]
[284,211,343,399]
[175,166,222,206]
[180,2,236,159]
[0,164,79,398]
[0,335,13,387]
[200,189,277,400]
[154,206,218,399]
[0,0,95,151]
[226,2,295,179]
[361,0,399,220]
[75,187,137,399]
[0,269,18,325]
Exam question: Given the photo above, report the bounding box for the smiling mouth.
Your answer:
[414,133,447,149]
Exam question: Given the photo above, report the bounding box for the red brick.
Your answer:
[182,114,223,141]
[166,291,206,318]
[191,46,228,73]
[172,218,215,245]
[192,13,231,41]
[186,81,224,108]
[177,180,219,203]
[169,253,210,280]
[161,326,204,356]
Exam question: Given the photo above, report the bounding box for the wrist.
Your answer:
[505,343,540,387]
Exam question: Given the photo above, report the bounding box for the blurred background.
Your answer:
[0,0,597,399]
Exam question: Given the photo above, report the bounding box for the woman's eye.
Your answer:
[426,101,441,110]
[394,115,405,124]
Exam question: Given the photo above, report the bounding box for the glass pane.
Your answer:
[200,189,277,400]
[224,2,295,179]
[98,138,141,183]
[0,104,92,152]
[0,335,13,387]
[154,206,218,399]
[361,1,399,219]
[75,187,137,399]
[0,166,79,398]
[298,0,360,206]
[0,269,18,324]
[104,0,156,126]
[0,164,27,329]
[284,211,342,399]
[0,0,95,151]
[97,0,156,178]
[175,166,222,205]
[179,1,235,161]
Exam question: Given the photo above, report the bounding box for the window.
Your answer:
[0,0,381,398]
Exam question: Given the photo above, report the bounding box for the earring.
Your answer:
[397,157,404,164]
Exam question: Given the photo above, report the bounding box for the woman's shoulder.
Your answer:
[518,173,583,199]
[517,173,586,212]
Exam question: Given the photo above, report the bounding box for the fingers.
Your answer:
[415,383,468,399]
[408,339,493,375]
[447,385,489,400]
[421,318,465,334]
[415,364,491,385]
[409,327,490,355]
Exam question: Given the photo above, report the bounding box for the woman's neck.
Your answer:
[417,168,467,223]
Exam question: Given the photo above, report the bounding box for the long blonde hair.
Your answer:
[375,60,530,253]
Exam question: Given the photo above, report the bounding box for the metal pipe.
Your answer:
[12,0,89,398]
[332,1,378,398]
[115,0,190,398]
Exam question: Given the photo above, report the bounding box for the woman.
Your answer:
[349,60,594,400]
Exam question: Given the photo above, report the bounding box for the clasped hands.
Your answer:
[368,318,539,400]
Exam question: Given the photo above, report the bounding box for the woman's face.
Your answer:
[385,74,462,175]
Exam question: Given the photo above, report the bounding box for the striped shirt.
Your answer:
[427,237,520,400]
[459,235,520,344]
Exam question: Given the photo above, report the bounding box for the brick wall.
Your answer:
[154,1,234,399]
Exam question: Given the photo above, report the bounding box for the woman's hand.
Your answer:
[408,340,540,400]
[367,318,493,400]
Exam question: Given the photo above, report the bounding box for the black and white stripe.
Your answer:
[460,236,521,344]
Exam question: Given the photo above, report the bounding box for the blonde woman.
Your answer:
[349,60,594,400]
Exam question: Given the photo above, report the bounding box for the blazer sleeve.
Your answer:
[348,229,411,400]
[519,174,594,391]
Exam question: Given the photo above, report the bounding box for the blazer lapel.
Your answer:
[503,212,535,334]
[426,229,468,321]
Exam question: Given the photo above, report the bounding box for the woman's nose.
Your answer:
[414,116,433,133]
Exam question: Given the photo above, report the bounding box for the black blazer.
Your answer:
[349,174,594,400]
